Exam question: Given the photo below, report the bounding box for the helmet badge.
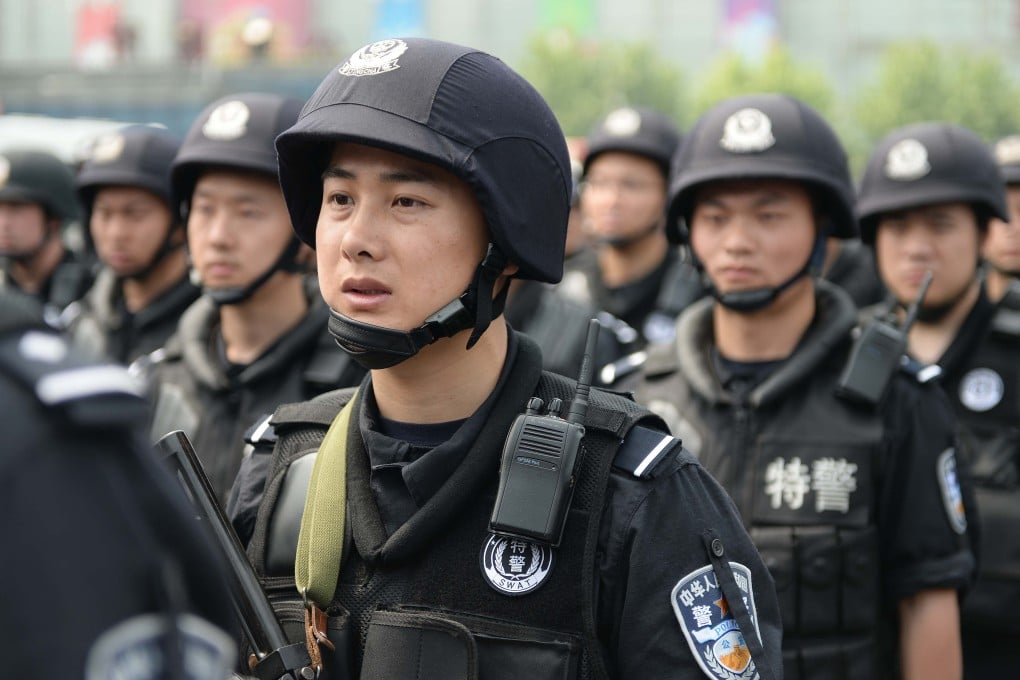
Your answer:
[340,39,408,77]
[885,138,931,181]
[0,156,8,188]
[995,135,1020,166]
[202,101,251,141]
[603,108,642,137]
[91,133,126,163]
[720,108,776,153]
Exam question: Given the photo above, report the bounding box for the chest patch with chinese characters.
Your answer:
[752,445,872,527]
[672,562,759,680]
[480,533,553,596]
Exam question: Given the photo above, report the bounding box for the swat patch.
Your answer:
[884,138,930,181]
[995,135,1020,166]
[958,367,1004,412]
[672,563,759,680]
[480,533,553,596]
[0,155,9,187]
[85,613,234,680]
[720,108,775,153]
[201,100,250,141]
[937,448,967,534]
[340,39,408,77]
[603,107,642,137]
[91,132,126,163]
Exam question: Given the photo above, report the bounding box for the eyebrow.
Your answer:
[322,164,440,186]
[192,187,264,205]
[700,191,790,209]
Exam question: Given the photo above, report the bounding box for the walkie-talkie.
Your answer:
[489,319,600,546]
[837,271,933,405]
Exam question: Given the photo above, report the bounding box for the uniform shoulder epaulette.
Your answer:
[0,327,148,428]
[243,413,278,450]
[898,355,942,384]
[612,424,682,478]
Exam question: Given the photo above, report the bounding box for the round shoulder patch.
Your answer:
[479,533,553,596]
[720,108,775,153]
[86,613,235,680]
[340,39,408,77]
[958,367,1004,412]
[885,138,931,181]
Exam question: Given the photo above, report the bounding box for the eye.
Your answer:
[394,196,425,209]
[326,192,352,208]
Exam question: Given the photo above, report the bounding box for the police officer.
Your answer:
[145,92,364,504]
[985,134,1020,302]
[232,38,782,680]
[627,95,975,679]
[856,121,1020,677]
[0,149,91,316]
[68,125,199,364]
[0,291,235,679]
[559,106,703,349]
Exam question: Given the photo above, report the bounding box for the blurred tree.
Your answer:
[853,40,1020,150]
[516,29,686,137]
[691,47,836,121]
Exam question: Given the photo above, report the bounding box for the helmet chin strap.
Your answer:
[118,224,185,282]
[194,237,302,306]
[326,244,509,370]
[707,233,827,313]
[1,219,57,264]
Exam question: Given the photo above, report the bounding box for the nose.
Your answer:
[339,203,382,261]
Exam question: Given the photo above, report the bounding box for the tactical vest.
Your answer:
[247,372,661,680]
[636,332,890,680]
[951,284,1020,634]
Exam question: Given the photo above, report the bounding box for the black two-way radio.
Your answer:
[489,319,600,546]
[837,270,933,405]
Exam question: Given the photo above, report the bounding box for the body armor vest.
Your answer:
[247,371,660,680]
[634,286,893,680]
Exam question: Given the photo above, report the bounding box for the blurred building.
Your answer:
[1,0,1018,137]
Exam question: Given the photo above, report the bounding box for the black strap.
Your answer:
[701,529,777,680]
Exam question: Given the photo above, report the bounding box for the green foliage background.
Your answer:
[517,34,1020,174]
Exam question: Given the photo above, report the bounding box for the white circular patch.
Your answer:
[201,100,251,141]
[19,331,68,363]
[480,533,553,596]
[91,132,126,163]
[884,138,931,181]
[0,155,9,187]
[340,39,408,77]
[995,135,1020,166]
[959,367,1004,412]
[603,107,642,137]
[720,108,776,153]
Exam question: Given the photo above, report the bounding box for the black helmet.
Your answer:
[667,93,856,244]
[172,93,303,305]
[276,37,571,285]
[583,107,681,178]
[0,149,80,222]
[77,125,179,212]
[993,134,1020,186]
[857,122,1008,244]
[276,37,571,369]
[171,92,303,214]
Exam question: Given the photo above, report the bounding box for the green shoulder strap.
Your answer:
[294,391,358,607]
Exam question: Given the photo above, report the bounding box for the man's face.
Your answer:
[90,186,174,277]
[187,170,294,291]
[315,142,490,331]
[983,185,1020,275]
[580,152,666,244]
[0,200,49,258]
[875,202,981,307]
[689,179,817,295]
